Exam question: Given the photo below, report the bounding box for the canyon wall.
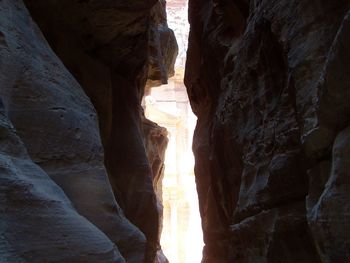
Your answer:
[185,0,350,262]
[1,0,176,262]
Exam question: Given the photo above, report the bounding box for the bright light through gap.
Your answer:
[144,0,204,262]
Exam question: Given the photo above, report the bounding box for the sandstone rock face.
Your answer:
[1,0,176,262]
[23,0,177,262]
[143,117,168,209]
[147,0,178,89]
[142,117,169,263]
[0,0,134,262]
[0,111,124,263]
[185,0,350,262]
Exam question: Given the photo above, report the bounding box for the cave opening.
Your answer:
[144,0,204,262]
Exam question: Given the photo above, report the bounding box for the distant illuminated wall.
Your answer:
[145,77,202,263]
[145,1,203,262]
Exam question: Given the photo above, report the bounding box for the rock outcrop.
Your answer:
[147,0,178,89]
[0,1,136,262]
[142,116,169,262]
[185,0,350,262]
[24,0,177,261]
[1,0,176,262]
[0,108,124,263]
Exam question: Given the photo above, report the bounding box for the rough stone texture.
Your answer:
[142,116,169,263]
[147,0,178,89]
[0,0,139,262]
[0,109,124,263]
[23,0,177,262]
[140,99,171,263]
[143,117,168,207]
[1,0,176,262]
[185,0,350,262]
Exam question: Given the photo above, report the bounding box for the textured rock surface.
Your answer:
[23,0,177,262]
[142,116,169,263]
[0,109,124,263]
[147,0,178,89]
[143,117,168,207]
[0,0,133,262]
[185,0,350,262]
[1,0,176,262]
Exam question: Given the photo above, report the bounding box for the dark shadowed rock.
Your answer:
[142,116,169,251]
[22,0,177,261]
[147,0,178,89]
[0,114,124,263]
[0,1,130,262]
[185,0,350,262]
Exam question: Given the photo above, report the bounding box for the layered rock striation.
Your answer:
[1,0,176,262]
[185,0,350,262]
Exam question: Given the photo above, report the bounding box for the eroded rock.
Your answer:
[0,1,128,261]
[20,0,177,261]
[185,0,350,261]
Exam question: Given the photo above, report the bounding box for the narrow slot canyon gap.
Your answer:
[0,0,349,262]
[144,1,204,262]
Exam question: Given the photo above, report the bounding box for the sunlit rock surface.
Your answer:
[185,0,350,262]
